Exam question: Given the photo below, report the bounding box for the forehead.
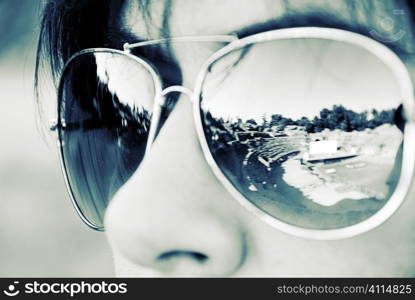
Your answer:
[119,0,415,87]
[121,0,412,43]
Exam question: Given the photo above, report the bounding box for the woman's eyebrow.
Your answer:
[231,12,411,57]
[233,13,382,38]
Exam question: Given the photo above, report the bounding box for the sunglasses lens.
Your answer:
[58,51,156,228]
[200,38,404,229]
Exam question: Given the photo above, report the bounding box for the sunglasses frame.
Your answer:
[54,27,415,240]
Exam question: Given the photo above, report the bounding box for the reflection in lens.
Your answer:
[59,52,156,228]
[200,38,404,229]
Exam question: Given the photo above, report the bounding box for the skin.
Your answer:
[103,0,415,276]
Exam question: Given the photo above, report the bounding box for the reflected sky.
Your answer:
[202,38,401,121]
[95,52,155,113]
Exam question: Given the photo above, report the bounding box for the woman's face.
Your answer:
[103,0,415,276]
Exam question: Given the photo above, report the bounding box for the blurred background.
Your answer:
[0,1,113,276]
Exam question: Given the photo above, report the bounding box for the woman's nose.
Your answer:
[105,93,247,276]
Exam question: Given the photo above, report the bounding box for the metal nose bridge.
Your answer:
[161,85,195,103]
[145,85,195,156]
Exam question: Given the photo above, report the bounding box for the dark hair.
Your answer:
[36,0,124,88]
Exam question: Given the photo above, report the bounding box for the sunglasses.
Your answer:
[50,27,415,239]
